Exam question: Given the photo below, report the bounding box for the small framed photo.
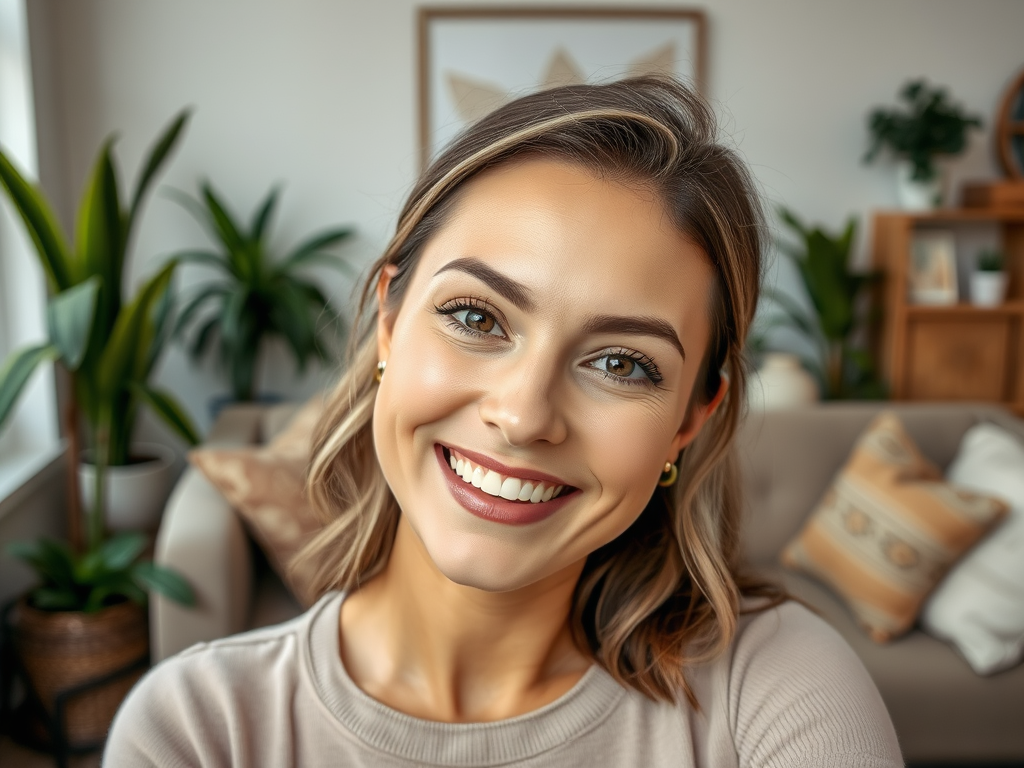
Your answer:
[418,7,706,166]
[909,230,958,305]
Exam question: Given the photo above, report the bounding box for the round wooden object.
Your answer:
[14,598,148,746]
[996,68,1024,178]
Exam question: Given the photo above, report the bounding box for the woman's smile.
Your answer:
[373,156,715,591]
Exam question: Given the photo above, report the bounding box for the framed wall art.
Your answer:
[417,7,707,166]
[909,230,959,305]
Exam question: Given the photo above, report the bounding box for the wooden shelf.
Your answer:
[875,208,1024,222]
[903,301,1024,317]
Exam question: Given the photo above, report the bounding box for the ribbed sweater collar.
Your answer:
[304,592,625,766]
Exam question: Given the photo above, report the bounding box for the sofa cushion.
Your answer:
[780,412,1007,642]
[189,395,326,607]
[921,422,1024,674]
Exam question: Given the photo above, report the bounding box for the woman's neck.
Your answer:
[339,516,592,722]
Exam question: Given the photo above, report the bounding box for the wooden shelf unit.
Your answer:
[872,209,1024,415]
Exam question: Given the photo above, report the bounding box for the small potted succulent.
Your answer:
[970,249,1008,307]
[863,79,983,210]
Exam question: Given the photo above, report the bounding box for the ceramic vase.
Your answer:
[895,159,944,211]
[78,442,176,532]
[749,353,819,411]
[970,271,1008,307]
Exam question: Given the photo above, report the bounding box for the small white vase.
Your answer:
[748,353,819,411]
[970,271,1008,307]
[79,442,176,532]
[895,159,944,211]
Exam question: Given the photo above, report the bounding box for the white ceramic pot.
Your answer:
[895,159,944,211]
[970,271,1008,307]
[79,442,176,532]
[748,353,819,411]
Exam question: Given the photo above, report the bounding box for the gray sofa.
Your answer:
[152,401,1024,764]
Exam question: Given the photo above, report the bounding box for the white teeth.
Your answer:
[499,477,521,500]
[446,449,567,504]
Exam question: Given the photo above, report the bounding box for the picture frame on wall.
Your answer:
[417,7,707,167]
[909,230,959,305]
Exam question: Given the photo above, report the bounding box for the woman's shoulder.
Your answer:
[705,598,903,767]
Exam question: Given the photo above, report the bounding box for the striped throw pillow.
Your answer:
[782,412,1008,643]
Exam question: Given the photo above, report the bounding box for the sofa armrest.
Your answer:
[150,404,266,662]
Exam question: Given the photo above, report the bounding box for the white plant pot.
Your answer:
[970,271,1008,307]
[895,159,944,211]
[748,353,819,411]
[79,442,176,532]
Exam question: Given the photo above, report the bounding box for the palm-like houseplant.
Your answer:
[0,110,198,610]
[758,207,884,400]
[170,183,353,402]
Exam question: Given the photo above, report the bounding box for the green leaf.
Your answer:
[75,140,123,326]
[8,538,76,590]
[189,316,220,361]
[130,383,200,445]
[128,109,191,235]
[171,248,234,275]
[0,343,59,430]
[132,560,196,606]
[277,227,353,274]
[250,186,280,241]
[99,532,148,571]
[201,183,248,261]
[46,277,100,370]
[0,147,74,290]
[173,284,230,338]
[32,587,82,611]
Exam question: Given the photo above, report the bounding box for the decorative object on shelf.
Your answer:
[418,7,706,165]
[170,183,354,404]
[871,210,1024,410]
[863,79,983,210]
[0,112,198,754]
[757,207,884,400]
[747,352,819,411]
[970,248,1008,307]
[909,229,958,305]
[962,67,1024,208]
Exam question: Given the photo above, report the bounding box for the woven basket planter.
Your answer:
[13,598,148,746]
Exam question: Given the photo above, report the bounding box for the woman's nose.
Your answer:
[476,359,568,447]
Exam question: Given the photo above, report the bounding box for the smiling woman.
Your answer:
[105,78,903,767]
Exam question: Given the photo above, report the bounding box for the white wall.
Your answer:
[23,0,1024,445]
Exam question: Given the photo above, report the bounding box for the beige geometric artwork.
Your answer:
[445,42,678,125]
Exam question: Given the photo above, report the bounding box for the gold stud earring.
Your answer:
[658,460,678,487]
[375,360,386,383]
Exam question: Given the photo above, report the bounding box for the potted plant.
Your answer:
[0,111,198,748]
[169,182,353,409]
[971,249,1008,307]
[863,79,983,210]
[753,207,885,401]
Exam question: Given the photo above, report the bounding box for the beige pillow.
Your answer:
[782,412,1007,642]
[189,397,326,607]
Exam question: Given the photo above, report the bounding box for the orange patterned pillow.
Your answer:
[782,412,1007,642]
[189,397,326,607]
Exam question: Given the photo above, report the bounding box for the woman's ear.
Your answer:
[376,264,399,363]
[668,374,729,458]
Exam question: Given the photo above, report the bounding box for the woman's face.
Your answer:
[374,158,722,592]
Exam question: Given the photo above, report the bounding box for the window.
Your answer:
[0,0,61,505]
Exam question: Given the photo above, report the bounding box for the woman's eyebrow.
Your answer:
[434,257,536,312]
[582,315,686,361]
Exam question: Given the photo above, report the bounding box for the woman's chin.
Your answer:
[414,527,552,593]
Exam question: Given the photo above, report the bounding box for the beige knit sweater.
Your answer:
[104,593,903,767]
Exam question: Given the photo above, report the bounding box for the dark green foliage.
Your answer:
[864,80,983,182]
[761,208,885,400]
[170,183,354,401]
[976,249,1004,272]
[7,534,195,613]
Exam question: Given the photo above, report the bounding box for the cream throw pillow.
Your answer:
[189,397,326,607]
[782,412,1008,643]
[921,422,1024,674]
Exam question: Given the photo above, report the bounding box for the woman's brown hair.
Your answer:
[299,76,778,706]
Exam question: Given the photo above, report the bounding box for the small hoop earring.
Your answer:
[375,360,386,383]
[658,461,678,487]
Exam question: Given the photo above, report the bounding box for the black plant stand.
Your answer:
[0,599,148,768]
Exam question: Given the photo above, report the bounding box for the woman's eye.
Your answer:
[590,354,650,382]
[453,308,504,336]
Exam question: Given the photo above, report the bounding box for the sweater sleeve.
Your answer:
[728,602,904,768]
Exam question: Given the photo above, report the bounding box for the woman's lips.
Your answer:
[433,444,577,525]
